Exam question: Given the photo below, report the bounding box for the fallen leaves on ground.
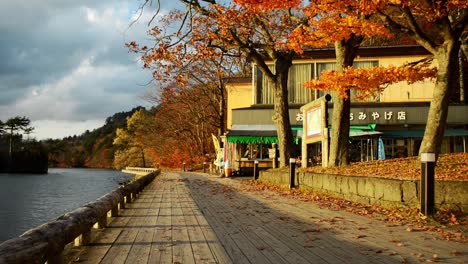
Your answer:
[239,180,467,242]
[299,153,468,181]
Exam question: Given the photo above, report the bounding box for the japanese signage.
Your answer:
[350,111,406,121]
[296,110,408,124]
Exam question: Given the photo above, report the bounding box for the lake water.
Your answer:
[0,168,134,243]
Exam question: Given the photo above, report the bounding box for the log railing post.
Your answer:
[111,206,119,217]
[97,216,107,229]
[74,229,92,246]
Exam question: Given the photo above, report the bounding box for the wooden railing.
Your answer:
[122,167,159,175]
[0,169,160,264]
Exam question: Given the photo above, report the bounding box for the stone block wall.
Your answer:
[258,170,468,212]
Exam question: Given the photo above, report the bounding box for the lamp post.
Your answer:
[289,158,296,189]
[420,153,435,215]
[253,160,259,180]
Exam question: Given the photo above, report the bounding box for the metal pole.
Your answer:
[253,160,259,180]
[203,162,206,173]
[272,143,278,169]
[463,136,466,153]
[289,158,296,189]
[420,153,435,215]
[360,139,363,162]
[183,162,186,172]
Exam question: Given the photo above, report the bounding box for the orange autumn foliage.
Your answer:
[305,62,437,100]
[302,153,468,181]
[233,0,301,9]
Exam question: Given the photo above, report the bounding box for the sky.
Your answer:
[0,0,180,140]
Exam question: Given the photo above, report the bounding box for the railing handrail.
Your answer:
[0,169,160,263]
[125,167,158,171]
[123,167,159,174]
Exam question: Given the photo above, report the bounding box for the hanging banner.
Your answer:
[212,134,224,168]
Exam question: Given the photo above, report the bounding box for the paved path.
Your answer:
[75,172,467,263]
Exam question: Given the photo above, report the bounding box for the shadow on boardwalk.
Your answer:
[74,172,466,264]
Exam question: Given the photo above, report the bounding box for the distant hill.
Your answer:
[44,107,145,168]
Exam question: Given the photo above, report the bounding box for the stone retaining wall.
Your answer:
[258,170,468,212]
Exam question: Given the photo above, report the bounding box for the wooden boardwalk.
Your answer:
[74,172,467,264]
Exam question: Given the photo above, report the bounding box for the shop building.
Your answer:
[224,46,468,173]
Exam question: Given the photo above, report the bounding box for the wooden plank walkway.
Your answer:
[74,172,467,264]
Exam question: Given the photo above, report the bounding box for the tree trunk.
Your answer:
[8,127,13,159]
[273,57,295,167]
[141,148,146,167]
[459,48,466,103]
[419,41,460,159]
[329,93,351,166]
[328,40,359,166]
[218,82,225,138]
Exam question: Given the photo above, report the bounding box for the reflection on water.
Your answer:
[0,168,133,243]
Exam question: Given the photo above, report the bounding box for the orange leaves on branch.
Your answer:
[305,62,437,100]
[286,17,392,53]
[233,0,301,9]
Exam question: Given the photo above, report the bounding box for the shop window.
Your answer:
[395,139,408,158]
[453,137,467,153]
[440,138,450,154]
[254,63,314,104]
[382,139,395,158]
[254,60,378,104]
[412,139,422,156]
[288,63,314,103]
[316,61,379,102]
[255,65,275,104]
[315,62,336,100]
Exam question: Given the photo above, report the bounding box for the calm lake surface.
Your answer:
[0,168,134,243]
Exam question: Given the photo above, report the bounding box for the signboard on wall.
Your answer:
[300,95,331,168]
[301,95,330,145]
[305,106,322,142]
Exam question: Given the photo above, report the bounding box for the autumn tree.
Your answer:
[303,0,467,160]
[134,54,245,166]
[113,109,153,169]
[4,116,34,158]
[375,0,467,159]
[235,0,394,166]
[147,82,220,168]
[237,0,466,164]
[130,0,315,167]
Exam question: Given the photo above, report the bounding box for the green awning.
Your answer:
[227,135,280,144]
[349,124,377,132]
[226,124,380,144]
[226,130,301,144]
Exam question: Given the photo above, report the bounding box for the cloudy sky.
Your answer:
[0,1,179,140]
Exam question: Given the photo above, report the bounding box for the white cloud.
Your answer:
[32,119,104,140]
[0,54,150,121]
[0,0,160,139]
